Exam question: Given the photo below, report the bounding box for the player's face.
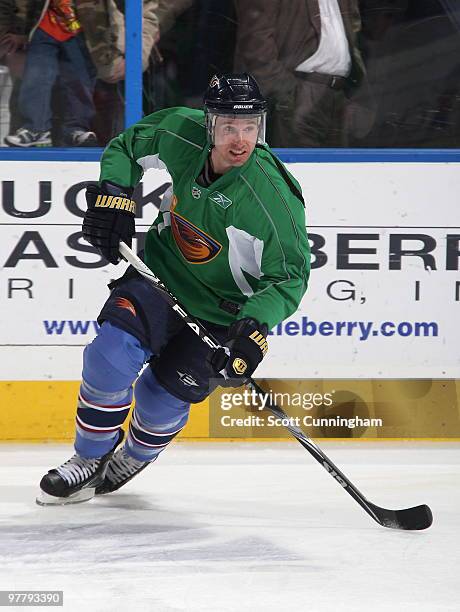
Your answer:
[211,117,259,173]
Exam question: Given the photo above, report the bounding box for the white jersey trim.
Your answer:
[226,225,264,296]
[136,153,168,171]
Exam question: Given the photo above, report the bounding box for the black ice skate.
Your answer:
[95,446,153,495]
[36,430,124,506]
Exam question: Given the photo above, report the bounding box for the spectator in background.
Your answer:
[146,0,236,112]
[142,0,195,113]
[4,0,98,147]
[91,0,212,143]
[164,0,236,108]
[0,1,27,61]
[234,0,373,147]
[84,0,161,144]
[356,0,460,147]
[0,0,27,133]
[0,1,25,57]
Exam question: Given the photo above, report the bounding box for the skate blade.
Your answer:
[36,487,96,506]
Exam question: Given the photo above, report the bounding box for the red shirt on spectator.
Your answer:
[39,0,82,42]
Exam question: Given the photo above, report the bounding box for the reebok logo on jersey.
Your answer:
[192,186,201,199]
[171,210,222,264]
[209,192,232,209]
[114,297,136,317]
[249,330,268,355]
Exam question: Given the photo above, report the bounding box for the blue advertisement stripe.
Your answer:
[1,148,460,163]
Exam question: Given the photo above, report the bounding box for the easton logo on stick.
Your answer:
[323,461,347,488]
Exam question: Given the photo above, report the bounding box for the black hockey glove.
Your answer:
[82,181,136,265]
[210,317,268,385]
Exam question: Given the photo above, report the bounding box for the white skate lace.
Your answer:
[105,449,146,484]
[56,455,100,487]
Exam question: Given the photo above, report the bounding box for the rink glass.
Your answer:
[1,4,460,148]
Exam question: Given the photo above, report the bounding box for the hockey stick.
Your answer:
[119,242,433,531]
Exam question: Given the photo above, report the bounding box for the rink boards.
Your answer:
[1,159,459,440]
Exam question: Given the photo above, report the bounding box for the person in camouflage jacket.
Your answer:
[1,0,158,82]
[1,0,191,83]
[3,0,100,146]
[1,0,195,144]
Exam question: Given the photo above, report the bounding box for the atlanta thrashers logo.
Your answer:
[170,210,222,264]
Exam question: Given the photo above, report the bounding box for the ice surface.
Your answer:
[0,441,458,612]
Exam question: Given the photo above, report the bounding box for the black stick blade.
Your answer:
[369,503,433,530]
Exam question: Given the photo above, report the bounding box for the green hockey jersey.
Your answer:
[100,107,310,330]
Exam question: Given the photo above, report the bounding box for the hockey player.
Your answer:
[37,73,310,505]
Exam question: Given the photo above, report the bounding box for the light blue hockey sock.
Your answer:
[75,322,151,458]
[125,367,190,462]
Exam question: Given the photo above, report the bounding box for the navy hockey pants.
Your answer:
[74,271,229,461]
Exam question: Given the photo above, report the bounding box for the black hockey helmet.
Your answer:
[204,73,267,114]
[204,73,267,144]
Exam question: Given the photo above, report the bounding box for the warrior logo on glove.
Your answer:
[94,194,136,214]
[82,181,136,265]
[249,330,268,356]
[210,317,269,385]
